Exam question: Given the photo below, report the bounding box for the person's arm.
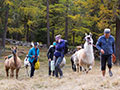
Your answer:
[47,47,51,59]
[61,49,64,58]
[37,49,40,58]
[28,49,33,58]
[96,37,102,51]
[112,38,115,54]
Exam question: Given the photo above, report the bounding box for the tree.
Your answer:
[115,0,120,63]
[2,4,9,50]
[47,0,50,46]
[65,0,69,40]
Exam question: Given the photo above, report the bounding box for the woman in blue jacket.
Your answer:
[28,42,39,77]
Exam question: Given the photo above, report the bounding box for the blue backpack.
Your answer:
[64,40,68,54]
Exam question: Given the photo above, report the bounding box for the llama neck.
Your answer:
[13,54,17,66]
[84,42,93,53]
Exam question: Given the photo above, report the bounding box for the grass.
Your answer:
[0,45,120,90]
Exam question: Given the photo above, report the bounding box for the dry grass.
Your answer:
[0,45,120,90]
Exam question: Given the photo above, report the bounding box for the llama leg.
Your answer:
[81,67,84,72]
[89,65,92,70]
[26,66,29,76]
[6,68,9,77]
[10,69,14,78]
[16,69,19,79]
[80,66,82,71]
[76,64,79,72]
[86,65,92,73]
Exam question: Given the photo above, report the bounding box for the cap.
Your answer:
[34,42,37,46]
[104,28,110,33]
[55,34,61,41]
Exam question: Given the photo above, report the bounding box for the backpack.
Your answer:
[64,40,68,54]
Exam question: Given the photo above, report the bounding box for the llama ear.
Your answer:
[89,32,92,37]
[15,46,17,50]
[85,33,87,36]
[37,42,39,46]
[11,47,14,50]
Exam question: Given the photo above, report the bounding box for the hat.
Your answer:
[34,42,37,46]
[55,35,61,41]
[53,42,56,46]
[104,28,110,33]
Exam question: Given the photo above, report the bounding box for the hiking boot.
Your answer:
[60,76,63,79]
[109,70,113,77]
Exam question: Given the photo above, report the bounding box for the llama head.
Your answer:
[11,46,17,55]
[84,32,93,45]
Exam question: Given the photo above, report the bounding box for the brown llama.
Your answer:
[4,47,22,79]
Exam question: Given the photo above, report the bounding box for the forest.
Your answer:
[0,0,120,62]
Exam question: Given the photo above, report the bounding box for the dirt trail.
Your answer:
[0,46,120,90]
[0,60,120,90]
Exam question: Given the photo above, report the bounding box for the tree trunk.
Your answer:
[101,0,104,4]
[115,0,120,64]
[73,32,75,46]
[65,0,68,40]
[52,29,54,43]
[2,4,9,51]
[47,0,50,47]
[26,25,29,42]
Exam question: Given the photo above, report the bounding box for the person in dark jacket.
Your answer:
[96,28,115,77]
[47,42,56,76]
[54,35,65,79]
[28,42,39,78]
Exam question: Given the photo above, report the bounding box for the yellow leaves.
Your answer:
[98,4,115,30]
[4,0,14,6]
[99,4,113,17]
[27,20,33,26]
[91,15,99,22]
[97,19,109,30]
[74,0,88,6]
[8,18,13,24]
[8,26,24,34]
[68,14,81,21]
[72,27,90,34]
[19,6,40,17]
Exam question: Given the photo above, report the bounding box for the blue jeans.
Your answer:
[55,57,63,77]
[30,60,37,77]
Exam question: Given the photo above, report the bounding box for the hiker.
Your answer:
[28,42,39,78]
[96,28,115,77]
[54,35,66,79]
[47,42,56,76]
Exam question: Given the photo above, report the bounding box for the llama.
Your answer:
[74,33,95,73]
[4,47,22,79]
[24,55,30,76]
[71,46,82,72]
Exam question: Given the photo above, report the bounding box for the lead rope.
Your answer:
[92,44,96,48]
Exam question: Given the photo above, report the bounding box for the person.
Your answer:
[47,42,56,76]
[54,35,65,79]
[96,28,115,77]
[28,42,39,78]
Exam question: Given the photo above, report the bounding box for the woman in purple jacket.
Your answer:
[54,35,65,79]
